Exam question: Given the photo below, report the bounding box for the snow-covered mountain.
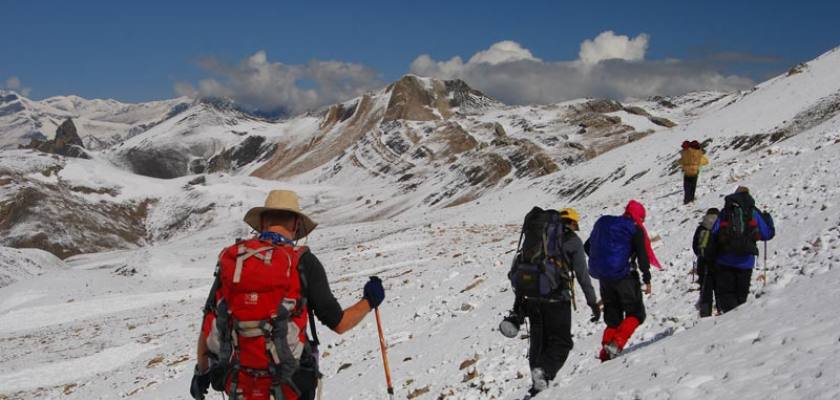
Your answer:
[2,73,709,257]
[0,46,839,399]
[0,91,190,149]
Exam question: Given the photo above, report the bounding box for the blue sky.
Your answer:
[2,0,839,107]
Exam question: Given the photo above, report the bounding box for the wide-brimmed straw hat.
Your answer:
[243,190,318,238]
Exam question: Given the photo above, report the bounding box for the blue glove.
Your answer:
[190,365,211,400]
[363,276,385,308]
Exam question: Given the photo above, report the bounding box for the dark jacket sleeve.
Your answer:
[564,234,598,307]
[300,252,344,330]
[692,225,703,256]
[583,238,591,256]
[632,228,652,284]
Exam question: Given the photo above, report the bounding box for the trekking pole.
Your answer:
[762,241,768,287]
[691,260,696,285]
[374,308,395,400]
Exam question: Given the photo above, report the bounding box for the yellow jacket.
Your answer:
[679,148,708,177]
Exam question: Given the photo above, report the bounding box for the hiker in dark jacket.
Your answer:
[693,208,719,317]
[709,187,773,313]
[502,208,599,395]
[585,200,660,362]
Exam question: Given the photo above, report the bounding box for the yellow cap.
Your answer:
[558,208,580,224]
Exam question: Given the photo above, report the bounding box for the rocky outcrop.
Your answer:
[320,101,359,129]
[123,146,190,179]
[787,63,807,76]
[382,76,498,122]
[623,106,651,117]
[649,116,678,128]
[0,177,151,259]
[23,119,89,159]
[384,75,454,122]
[208,135,275,172]
[444,79,497,112]
[650,96,677,109]
[571,99,624,114]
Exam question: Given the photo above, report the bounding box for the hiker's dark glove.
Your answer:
[190,365,211,400]
[589,304,601,323]
[363,276,385,308]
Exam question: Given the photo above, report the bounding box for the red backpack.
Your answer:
[201,239,311,400]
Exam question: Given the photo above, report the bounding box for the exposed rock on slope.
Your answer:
[22,119,89,159]
[112,100,280,179]
[255,78,571,207]
[0,153,151,258]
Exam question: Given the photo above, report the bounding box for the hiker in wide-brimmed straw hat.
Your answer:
[191,189,386,400]
[243,190,318,239]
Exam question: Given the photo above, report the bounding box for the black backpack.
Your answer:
[508,207,573,299]
[716,195,762,256]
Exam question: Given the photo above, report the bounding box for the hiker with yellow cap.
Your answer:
[500,206,599,397]
[190,190,385,400]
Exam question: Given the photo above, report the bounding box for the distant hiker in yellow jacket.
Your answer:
[679,140,709,204]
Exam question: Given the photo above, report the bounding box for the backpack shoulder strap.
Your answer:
[295,247,320,347]
[202,264,222,315]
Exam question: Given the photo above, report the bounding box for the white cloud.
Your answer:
[468,40,541,65]
[410,32,754,105]
[180,32,759,113]
[175,50,383,115]
[579,31,649,65]
[4,76,31,97]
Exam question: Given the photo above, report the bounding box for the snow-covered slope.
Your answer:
[1,47,839,400]
[0,247,65,289]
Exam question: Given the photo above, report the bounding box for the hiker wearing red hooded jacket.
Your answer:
[585,200,661,361]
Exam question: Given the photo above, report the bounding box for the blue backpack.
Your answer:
[508,207,573,299]
[588,215,637,281]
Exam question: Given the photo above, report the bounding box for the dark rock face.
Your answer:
[208,135,274,173]
[189,158,208,174]
[650,96,677,109]
[0,100,25,116]
[23,119,89,159]
[123,147,189,179]
[445,79,495,111]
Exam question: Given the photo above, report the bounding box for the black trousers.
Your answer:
[698,259,716,317]
[600,272,646,327]
[526,300,573,381]
[683,175,698,204]
[715,264,752,313]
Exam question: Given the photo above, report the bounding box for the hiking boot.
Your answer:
[698,303,713,318]
[598,347,611,362]
[604,341,622,359]
[531,368,548,393]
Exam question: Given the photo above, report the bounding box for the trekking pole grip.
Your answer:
[375,308,394,399]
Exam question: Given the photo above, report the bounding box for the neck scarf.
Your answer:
[259,231,295,246]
